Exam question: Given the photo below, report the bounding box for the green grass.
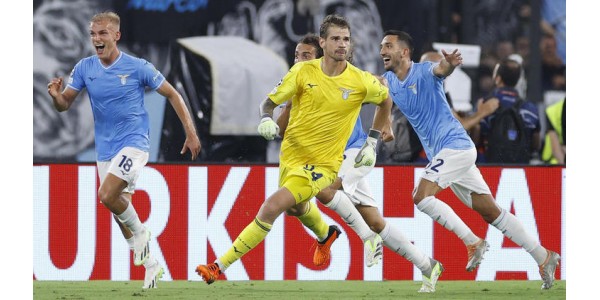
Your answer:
[33,280,566,299]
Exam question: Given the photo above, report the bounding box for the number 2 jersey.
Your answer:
[67,52,165,161]
[382,61,473,161]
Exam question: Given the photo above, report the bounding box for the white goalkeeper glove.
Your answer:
[354,129,380,168]
[257,117,280,140]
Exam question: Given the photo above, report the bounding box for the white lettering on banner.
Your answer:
[364,168,383,281]
[33,166,97,280]
[187,167,208,280]
[408,168,435,281]
[187,167,251,280]
[477,168,541,280]
[111,167,172,281]
[264,167,284,280]
[31,164,564,281]
[296,199,351,280]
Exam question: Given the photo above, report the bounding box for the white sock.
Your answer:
[143,255,158,268]
[126,236,135,250]
[324,191,374,241]
[126,235,156,268]
[215,259,227,272]
[417,196,480,245]
[116,203,145,235]
[491,208,548,264]
[379,223,430,272]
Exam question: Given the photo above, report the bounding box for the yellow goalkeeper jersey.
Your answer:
[268,58,388,172]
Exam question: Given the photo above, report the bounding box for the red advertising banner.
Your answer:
[33,164,565,282]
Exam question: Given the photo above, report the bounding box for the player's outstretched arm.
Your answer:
[257,98,280,141]
[47,77,79,112]
[157,80,201,160]
[434,49,463,78]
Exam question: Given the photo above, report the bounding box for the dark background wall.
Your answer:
[33,0,565,163]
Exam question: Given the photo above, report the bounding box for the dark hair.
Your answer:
[496,59,521,87]
[319,14,350,38]
[298,33,323,58]
[383,30,414,56]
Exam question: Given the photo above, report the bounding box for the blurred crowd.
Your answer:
[377,0,566,166]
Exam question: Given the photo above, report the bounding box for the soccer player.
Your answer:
[277,33,384,268]
[47,11,201,289]
[276,33,347,267]
[379,30,560,290]
[277,34,443,292]
[195,14,391,284]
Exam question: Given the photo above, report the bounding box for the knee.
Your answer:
[97,187,120,207]
[97,188,112,206]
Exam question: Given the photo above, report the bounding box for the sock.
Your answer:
[491,208,548,265]
[219,217,272,270]
[143,255,158,268]
[296,201,329,241]
[126,236,135,250]
[417,196,480,245]
[324,191,373,241]
[379,222,430,273]
[116,203,144,235]
[125,235,156,268]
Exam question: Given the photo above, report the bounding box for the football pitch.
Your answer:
[33,280,566,299]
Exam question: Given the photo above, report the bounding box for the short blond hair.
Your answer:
[90,11,120,30]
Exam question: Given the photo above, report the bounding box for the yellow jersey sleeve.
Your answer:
[361,71,389,105]
[268,62,304,105]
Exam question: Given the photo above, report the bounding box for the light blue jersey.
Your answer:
[383,61,473,160]
[67,52,165,161]
[345,115,367,150]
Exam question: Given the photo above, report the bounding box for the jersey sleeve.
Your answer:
[139,59,165,90]
[267,63,301,105]
[362,71,389,105]
[66,60,85,91]
[427,61,445,81]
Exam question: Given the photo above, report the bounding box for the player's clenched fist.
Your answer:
[257,117,280,140]
[354,129,380,167]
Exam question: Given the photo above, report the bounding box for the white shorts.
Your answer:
[96,147,149,194]
[418,147,491,208]
[339,148,377,207]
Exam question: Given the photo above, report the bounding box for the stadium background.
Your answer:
[33,0,566,284]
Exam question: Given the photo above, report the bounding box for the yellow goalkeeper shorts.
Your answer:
[279,164,336,204]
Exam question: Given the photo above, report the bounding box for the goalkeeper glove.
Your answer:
[257,117,280,140]
[354,129,380,167]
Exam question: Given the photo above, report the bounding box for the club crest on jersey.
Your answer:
[408,83,417,95]
[339,87,354,100]
[117,74,130,85]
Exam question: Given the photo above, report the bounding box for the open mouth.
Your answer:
[95,45,105,54]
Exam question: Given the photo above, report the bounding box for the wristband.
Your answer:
[368,129,381,139]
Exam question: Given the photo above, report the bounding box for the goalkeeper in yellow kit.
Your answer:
[195,14,392,284]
